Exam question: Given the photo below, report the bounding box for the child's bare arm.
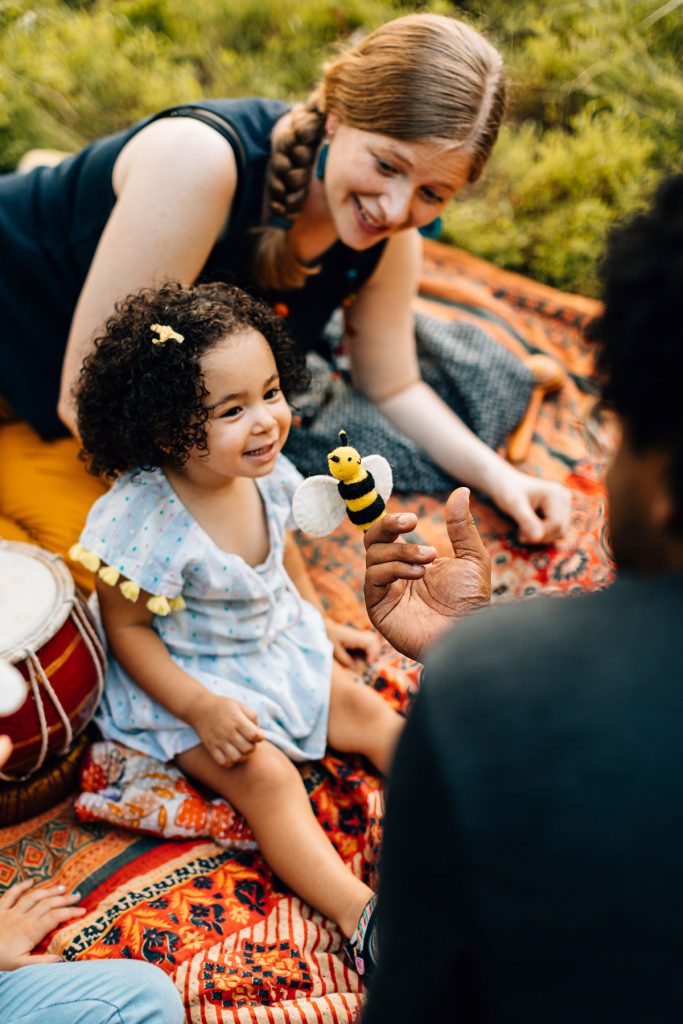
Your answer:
[282,534,381,666]
[96,579,262,765]
[283,533,324,613]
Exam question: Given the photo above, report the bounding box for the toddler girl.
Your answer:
[71,281,404,977]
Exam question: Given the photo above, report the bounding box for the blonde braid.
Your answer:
[251,94,326,292]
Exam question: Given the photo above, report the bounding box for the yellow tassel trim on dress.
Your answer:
[120,580,141,602]
[68,543,100,573]
[68,543,185,614]
[146,595,171,616]
[98,565,120,586]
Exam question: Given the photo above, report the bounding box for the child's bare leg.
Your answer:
[327,662,404,775]
[176,740,373,939]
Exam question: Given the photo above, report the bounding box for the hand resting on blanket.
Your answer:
[0,736,85,969]
[364,487,491,662]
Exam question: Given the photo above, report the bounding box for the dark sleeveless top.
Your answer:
[0,98,387,438]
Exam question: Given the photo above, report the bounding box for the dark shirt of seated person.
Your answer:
[361,173,683,1023]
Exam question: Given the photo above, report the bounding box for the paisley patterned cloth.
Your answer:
[75,740,257,851]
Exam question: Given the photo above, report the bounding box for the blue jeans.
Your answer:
[0,958,184,1024]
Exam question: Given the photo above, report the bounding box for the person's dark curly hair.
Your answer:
[588,172,683,533]
[76,281,310,479]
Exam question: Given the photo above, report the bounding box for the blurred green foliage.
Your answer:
[0,0,680,294]
[447,0,682,293]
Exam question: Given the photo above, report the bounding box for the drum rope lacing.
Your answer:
[0,597,105,783]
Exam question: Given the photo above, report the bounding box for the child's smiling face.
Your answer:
[183,328,292,485]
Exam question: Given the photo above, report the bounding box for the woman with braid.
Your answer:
[0,13,570,586]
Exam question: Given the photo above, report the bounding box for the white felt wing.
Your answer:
[292,475,346,537]
[362,455,393,503]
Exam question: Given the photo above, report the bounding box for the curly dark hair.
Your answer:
[588,172,683,532]
[76,281,310,478]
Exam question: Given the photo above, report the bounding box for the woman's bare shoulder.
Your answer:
[113,114,238,197]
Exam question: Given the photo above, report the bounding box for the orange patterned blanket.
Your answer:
[0,240,613,1022]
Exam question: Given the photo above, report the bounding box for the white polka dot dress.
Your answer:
[80,456,332,763]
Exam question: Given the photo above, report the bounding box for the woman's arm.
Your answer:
[344,231,571,544]
[58,117,239,434]
[96,579,262,766]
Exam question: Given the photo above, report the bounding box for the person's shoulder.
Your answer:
[77,469,191,599]
[436,573,682,651]
[422,574,683,713]
[420,586,601,718]
[82,468,178,537]
[113,466,170,504]
[204,97,290,122]
[199,97,291,159]
[425,587,602,671]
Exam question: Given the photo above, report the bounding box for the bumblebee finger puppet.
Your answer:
[292,430,393,537]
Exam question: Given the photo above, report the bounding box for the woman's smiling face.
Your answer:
[320,118,471,249]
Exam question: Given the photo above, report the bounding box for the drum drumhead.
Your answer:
[0,541,74,659]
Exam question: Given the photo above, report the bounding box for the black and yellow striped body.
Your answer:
[326,430,387,533]
[337,469,385,531]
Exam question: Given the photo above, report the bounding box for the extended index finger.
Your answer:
[363,512,417,550]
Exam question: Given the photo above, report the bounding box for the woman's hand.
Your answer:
[325,620,382,668]
[364,488,491,663]
[490,465,571,545]
[187,692,263,768]
[0,879,85,971]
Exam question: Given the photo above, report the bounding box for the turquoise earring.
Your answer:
[418,217,443,239]
[316,142,329,181]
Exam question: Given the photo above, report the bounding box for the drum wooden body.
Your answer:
[0,732,91,827]
[0,541,105,779]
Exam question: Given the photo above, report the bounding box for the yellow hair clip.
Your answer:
[151,323,184,346]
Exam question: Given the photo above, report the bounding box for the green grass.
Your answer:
[1,0,680,294]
